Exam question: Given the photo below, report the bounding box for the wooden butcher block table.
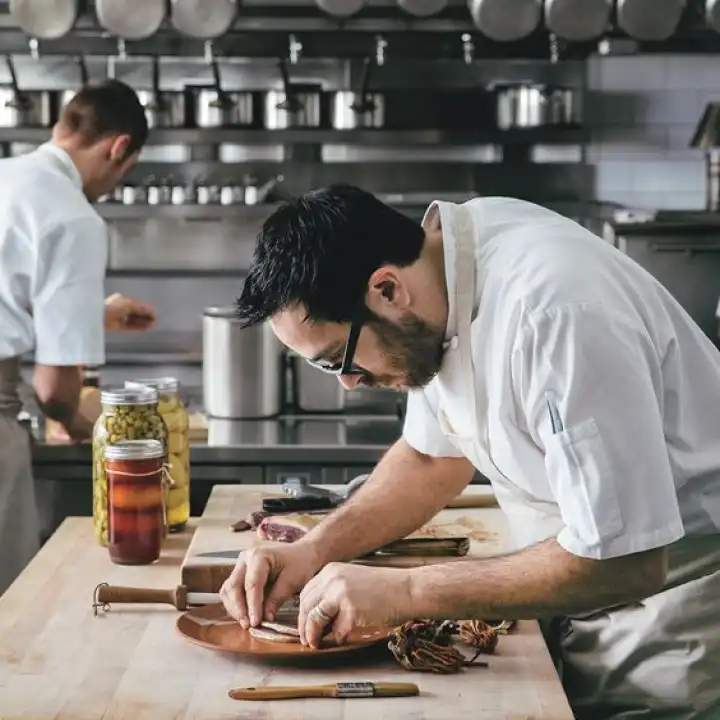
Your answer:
[0,484,574,720]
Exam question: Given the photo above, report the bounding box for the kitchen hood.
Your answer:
[690,103,720,149]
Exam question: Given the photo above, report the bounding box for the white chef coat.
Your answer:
[403,197,720,560]
[0,142,107,366]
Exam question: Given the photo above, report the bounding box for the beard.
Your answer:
[365,311,446,390]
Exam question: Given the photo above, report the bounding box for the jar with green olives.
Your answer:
[125,377,190,532]
[92,387,168,546]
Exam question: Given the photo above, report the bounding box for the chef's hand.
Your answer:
[219,542,324,630]
[104,293,156,332]
[298,563,412,648]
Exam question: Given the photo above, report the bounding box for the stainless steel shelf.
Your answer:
[0,127,589,147]
[97,203,279,221]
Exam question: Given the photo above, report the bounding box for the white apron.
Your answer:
[0,356,40,596]
[436,204,720,719]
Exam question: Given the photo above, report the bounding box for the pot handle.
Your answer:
[350,57,376,113]
[4,55,31,109]
[275,59,303,112]
[77,55,89,86]
[211,57,233,108]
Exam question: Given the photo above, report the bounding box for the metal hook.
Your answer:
[375,34,387,67]
[288,34,302,64]
[28,37,39,61]
[461,33,474,65]
[549,32,559,64]
[203,40,214,65]
[92,582,111,617]
[116,37,127,61]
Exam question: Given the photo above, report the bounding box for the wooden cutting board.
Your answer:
[181,485,510,593]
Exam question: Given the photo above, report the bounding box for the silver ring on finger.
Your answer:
[312,605,332,624]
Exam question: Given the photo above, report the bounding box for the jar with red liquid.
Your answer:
[104,440,165,565]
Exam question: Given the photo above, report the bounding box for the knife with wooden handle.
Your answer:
[229,682,419,701]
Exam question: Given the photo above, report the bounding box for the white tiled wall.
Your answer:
[587,54,719,211]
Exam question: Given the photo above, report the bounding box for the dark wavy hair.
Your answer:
[236,184,426,326]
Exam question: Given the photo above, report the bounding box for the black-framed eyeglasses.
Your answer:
[305,311,370,377]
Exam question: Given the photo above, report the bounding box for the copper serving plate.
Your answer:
[176,603,392,659]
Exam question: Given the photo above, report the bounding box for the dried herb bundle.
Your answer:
[388,620,486,674]
[456,619,499,654]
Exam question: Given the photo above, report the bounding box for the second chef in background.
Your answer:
[0,79,155,594]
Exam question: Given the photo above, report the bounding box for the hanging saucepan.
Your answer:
[60,55,89,110]
[170,0,238,38]
[491,81,580,130]
[192,58,254,128]
[9,0,78,39]
[316,0,366,16]
[330,57,385,130]
[264,60,322,130]
[469,0,542,42]
[96,0,166,40]
[615,0,685,42]
[397,0,448,16]
[544,0,611,41]
[135,56,186,128]
[708,0,720,31]
[0,55,56,128]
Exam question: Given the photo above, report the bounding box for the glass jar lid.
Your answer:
[104,439,164,461]
[125,377,179,396]
[100,387,158,406]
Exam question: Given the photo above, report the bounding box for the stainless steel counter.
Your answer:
[32,415,402,474]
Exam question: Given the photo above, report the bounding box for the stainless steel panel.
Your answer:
[107,219,259,271]
[617,233,720,347]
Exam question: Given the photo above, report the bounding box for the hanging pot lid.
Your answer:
[544,0,611,41]
[469,0,542,42]
[170,0,238,39]
[96,0,166,41]
[9,0,78,39]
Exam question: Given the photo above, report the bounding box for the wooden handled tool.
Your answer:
[446,493,498,509]
[92,582,219,614]
[229,681,419,701]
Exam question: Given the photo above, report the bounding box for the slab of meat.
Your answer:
[257,512,325,543]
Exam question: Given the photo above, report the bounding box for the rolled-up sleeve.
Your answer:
[513,304,684,560]
[403,385,464,458]
[32,217,107,366]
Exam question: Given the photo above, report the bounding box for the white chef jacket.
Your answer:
[0,142,107,366]
[404,197,720,561]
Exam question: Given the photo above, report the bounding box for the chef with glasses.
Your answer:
[220,185,720,720]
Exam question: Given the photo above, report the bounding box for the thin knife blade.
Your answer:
[194,549,243,560]
[186,591,221,605]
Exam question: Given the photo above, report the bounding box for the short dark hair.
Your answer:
[236,184,426,327]
[58,79,148,156]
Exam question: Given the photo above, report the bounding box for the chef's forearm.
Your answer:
[406,539,667,620]
[302,439,475,565]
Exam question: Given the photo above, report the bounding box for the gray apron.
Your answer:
[436,203,720,719]
[0,356,40,596]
